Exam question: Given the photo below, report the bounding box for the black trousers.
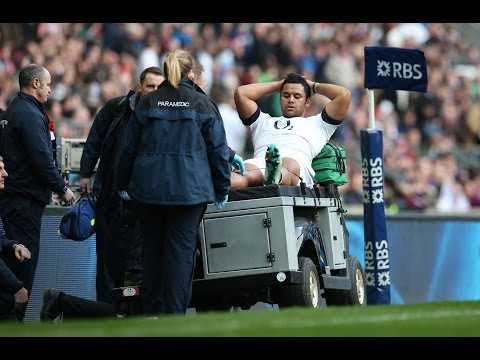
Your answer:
[126,222,143,272]
[0,302,15,321]
[0,194,44,321]
[59,292,114,319]
[139,202,207,315]
[95,196,142,303]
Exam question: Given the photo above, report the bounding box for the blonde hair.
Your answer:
[163,49,195,89]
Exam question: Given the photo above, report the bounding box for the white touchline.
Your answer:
[265,309,480,328]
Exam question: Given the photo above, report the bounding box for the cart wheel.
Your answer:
[325,255,366,306]
[277,256,320,309]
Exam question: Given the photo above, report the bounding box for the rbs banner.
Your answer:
[361,129,390,305]
[364,46,428,93]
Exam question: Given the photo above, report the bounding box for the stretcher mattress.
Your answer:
[228,184,334,201]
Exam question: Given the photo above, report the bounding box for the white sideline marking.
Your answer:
[184,309,480,335]
[268,309,480,328]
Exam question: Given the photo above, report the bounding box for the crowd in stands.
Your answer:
[1,23,479,213]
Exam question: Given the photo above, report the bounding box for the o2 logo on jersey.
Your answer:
[274,119,293,130]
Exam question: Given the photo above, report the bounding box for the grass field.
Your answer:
[1,300,480,337]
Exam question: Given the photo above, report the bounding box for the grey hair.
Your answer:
[19,64,46,89]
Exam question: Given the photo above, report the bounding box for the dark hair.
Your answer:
[139,66,164,84]
[281,73,311,98]
[19,64,45,89]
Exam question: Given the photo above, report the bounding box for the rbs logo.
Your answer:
[377,60,423,80]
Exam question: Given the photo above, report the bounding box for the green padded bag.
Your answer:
[311,142,347,186]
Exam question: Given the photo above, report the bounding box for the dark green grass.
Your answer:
[2,301,480,337]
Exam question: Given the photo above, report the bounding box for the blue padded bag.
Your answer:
[59,192,96,241]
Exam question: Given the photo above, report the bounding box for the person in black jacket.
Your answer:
[39,63,243,321]
[0,64,75,321]
[79,66,165,303]
[0,155,32,321]
[115,49,231,316]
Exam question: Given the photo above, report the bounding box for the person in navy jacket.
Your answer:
[115,49,231,315]
[0,64,75,321]
[79,66,165,303]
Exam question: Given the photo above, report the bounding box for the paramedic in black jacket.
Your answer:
[79,66,165,303]
[0,64,75,321]
[0,155,32,321]
[115,49,231,315]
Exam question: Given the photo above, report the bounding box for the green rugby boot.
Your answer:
[264,144,282,185]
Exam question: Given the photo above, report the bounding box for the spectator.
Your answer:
[0,64,75,321]
[210,83,250,158]
[2,23,480,212]
[435,177,471,213]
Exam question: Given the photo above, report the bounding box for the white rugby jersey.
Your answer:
[249,109,340,185]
